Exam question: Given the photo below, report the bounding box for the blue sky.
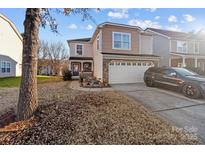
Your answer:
[1,8,205,51]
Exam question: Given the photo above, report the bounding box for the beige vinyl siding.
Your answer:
[171,40,177,52]
[199,41,205,55]
[0,15,22,76]
[152,35,170,66]
[101,25,140,54]
[140,34,153,54]
[187,40,195,54]
[93,31,103,80]
[69,42,93,57]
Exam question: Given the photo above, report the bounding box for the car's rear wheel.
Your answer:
[145,78,154,87]
[182,83,201,99]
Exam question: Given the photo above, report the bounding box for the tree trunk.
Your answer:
[17,8,41,120]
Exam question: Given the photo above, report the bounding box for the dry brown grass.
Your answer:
[0,84,199,144]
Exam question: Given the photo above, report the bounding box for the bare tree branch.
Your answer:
[38,41,68,75]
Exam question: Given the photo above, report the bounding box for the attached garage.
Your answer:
[102,53,160,85]
[108,61,154,84]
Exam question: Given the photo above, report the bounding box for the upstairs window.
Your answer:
[76,44,83,55]
[1,61,11,73]
[177,41,187,53]
[112,32,131,50]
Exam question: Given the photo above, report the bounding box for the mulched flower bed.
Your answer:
[0,91,200,145]
[80,76,109,88]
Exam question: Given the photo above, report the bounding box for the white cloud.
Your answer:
[166,25,181,32]
[107,9,129,19]
[67,24,77,29]
[154,16,160,20]
[85,24,93,30]
[168,15,177,22]
[128,19,161,29]
[183,14,195,22]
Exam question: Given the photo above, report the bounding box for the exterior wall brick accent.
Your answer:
[102,59,111,84]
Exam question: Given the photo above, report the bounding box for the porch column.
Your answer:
[92,61,94,72]
[81,62,83,72]
[182,56,186,67]
[68,62,71,70]
[194,58,198,68]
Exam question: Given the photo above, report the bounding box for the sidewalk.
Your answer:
[70,81,114,92]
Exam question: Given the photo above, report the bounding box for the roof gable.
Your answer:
[98,22,143,31]
[0,13,23,41]
[146,28,190,39]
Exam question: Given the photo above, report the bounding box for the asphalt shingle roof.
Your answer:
[146,28,190,39]
[67,38,91,42]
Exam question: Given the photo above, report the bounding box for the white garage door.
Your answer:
[109,61,154,84]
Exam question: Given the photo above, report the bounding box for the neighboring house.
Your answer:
[38,59,69,76]
[67,22,160,84]
[38,59,53,76]
[146,28,205,71]
[67,38,93,78]
[0,13,22,77]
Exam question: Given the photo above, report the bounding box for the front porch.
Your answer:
[169,53,205,71]
[69,59,93,79]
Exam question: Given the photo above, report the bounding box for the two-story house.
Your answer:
[146,28,205,71]
[68,22,160,84]
[67,37,93,79]
[0,13,22,77]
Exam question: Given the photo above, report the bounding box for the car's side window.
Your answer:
[163,69,177,77]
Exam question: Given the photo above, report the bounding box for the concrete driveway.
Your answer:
[112,83,205,143]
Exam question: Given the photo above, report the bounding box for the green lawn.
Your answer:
[0,76,63,87]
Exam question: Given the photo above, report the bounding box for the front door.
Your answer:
[72,63,81,76]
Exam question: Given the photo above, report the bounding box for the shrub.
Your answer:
[63,70,72,81]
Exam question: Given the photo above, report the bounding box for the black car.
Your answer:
[144,67,205,99]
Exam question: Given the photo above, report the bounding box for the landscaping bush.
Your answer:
[185,66,205,76]
[63,70,72,81]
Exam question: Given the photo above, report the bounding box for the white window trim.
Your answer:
[1,61,11,73]
[176,40,187,53]
[75,44,83,56]
[112,32,131,50]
